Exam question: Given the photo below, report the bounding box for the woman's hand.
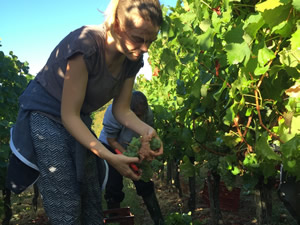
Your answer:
[109,154,141,181]
[139,128,163,161]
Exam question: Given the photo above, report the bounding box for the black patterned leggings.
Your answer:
[30,112,103,225]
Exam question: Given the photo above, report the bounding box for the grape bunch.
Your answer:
[123,136,162,182]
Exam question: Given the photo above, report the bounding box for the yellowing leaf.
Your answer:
[256,0,284,12]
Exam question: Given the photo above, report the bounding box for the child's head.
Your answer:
[130,91,149,121]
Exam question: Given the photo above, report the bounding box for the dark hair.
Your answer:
[130,91,148,116]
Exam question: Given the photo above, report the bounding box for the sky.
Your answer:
[0,0,176,78]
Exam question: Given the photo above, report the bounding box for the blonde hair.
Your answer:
[104,0,162,30]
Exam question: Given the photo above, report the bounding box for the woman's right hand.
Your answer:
[110,154,141,180]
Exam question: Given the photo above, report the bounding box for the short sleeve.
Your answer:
[125,57,144,78]
[63,26,98,74]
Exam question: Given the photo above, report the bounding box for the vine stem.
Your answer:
[253,38,284,143]
[233,116,253,153]
[200,0,212,9]
[198,141,227,156]
[254,89,285,143]
[243,113,253,137]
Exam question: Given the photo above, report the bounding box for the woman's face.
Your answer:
[117,11,159,61]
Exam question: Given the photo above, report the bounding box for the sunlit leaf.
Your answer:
[225,42,251,65]
[258,46,275,66]
[256,0,284,12]
[197,27,214,51]
[290,27,300,50]
[243,13,265,39]
[279,47,300,67]
[292,0,300,11]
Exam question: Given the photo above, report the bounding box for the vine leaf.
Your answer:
[290,27,300,50]
[225,23,244,44]
[279,47,300,67]
[256,133,281,161]
[259,3,291,28]
[179,155,195,177]
[255,0,284,12]
[280,135,300,180]
[258,46,275,66]
[292,0,300,11]
[197,27,214,51]
[225,42,251,65]
[243,14,265,39]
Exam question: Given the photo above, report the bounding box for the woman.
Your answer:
[6,0,163,224]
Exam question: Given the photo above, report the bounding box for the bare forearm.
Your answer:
[62,114,115,162]
[114,109,153,136]
[107,138,127,153]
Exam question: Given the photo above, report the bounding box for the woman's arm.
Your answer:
[61,54,140,180]
[112,77,163,160]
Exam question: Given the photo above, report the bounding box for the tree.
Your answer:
[0,43,33,223]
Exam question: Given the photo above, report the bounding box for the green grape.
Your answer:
[124,136,163,182]
[124,137,141,157]
[151,159,163,172]
[150,137,161,151]
[139,161,153,182]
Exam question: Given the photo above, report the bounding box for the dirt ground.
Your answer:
[2,175,297,225]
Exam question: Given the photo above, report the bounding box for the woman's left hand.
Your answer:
[139,128,163,161]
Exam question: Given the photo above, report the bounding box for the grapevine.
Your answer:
[124,137,163,182]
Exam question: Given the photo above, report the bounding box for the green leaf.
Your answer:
[191,78,202,98]
[287,160,296,168]
[243,153,260,168]
[180,155,195,177]
[199,19,211,32]
[223,132,242,148]
[213,81,227,101]
[176,79,186,95]
[260,3,291,28]
[255,0,284,12]
[256,132,281,161]
[279,47,300,67]
[201,84,209,97]
[280,135,300,177]
[231,166,240,175]
[197,28,214,51]
[243,13,265,39]
[292,0,300,11]
[223,102,238,126]
[271,20,294,37]
[258,46,275,66]
[225,23,244,44]
[254,64,269,76]
[278,116,300,142]
[245,108,253,117]
[290,27,300,50]
[280,135,300,159]
[195,126,207,143]
[176,96,184,106]
[225,42,251,65]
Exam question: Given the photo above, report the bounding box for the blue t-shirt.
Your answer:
[99,104,153,149]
